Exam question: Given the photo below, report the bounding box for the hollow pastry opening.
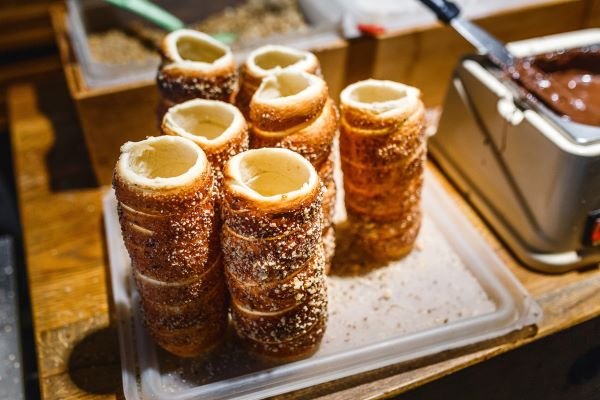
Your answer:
[165,30,229,64]
[341,79,420,113]
[255,71,313,100]
[228,148,318,202]
[247,45,317,78]
[164,99,244,146]
[254,48,306,71]
[127,138,198,178]
[239,151,309,196]
[177,36,225,63]
[171,106,231,139]
[349,83,406,103]
[118,136,207,188]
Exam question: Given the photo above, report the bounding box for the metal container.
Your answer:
[430,29,600,273]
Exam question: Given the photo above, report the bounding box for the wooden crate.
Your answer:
[51,4,348,185]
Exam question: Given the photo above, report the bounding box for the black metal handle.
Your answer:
[418,0,461,23]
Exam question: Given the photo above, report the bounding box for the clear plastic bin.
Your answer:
[103,170,541,400]
[67,0,341,88]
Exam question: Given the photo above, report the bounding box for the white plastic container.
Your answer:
[67,0,340,88]
[103,170,541,400]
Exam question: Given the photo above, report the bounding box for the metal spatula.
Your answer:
[418,0,515,71]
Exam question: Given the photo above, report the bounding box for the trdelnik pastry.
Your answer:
[339,79,426,261]
[156,29,238,120]
[221,148,328,361]
[237,45,321,118]
[113,136,227,357]
[249,70,338,272]
[161,98,249,196]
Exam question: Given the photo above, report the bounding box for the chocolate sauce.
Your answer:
[512,46,600,126]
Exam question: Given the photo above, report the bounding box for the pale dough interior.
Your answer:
[254,49,306,71]
[164,99,245,147]
[341,79,421,114]
[128,140,197,178]
[256,72,311,99]
[171,104,233,140]
[350,84,407,104]
[175,35,226,63]
[118,136,207,189]
[228,148,317,203]
[239,151,310,196]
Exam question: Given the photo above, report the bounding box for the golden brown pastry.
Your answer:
[156,29,237,120]
[339,79,426,261]
[237,45,321,118]
[113,136,227,357]
[249,70,338,271]
[161,98,249,195]
[221,148,328,361]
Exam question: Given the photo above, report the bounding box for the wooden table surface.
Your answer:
[7,77,600,400]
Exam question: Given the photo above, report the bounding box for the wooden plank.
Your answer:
[0,26,55,52]
[0,3,52,23]
[7,81,114,396]
[0,55,61,86]
[0,2,55,52]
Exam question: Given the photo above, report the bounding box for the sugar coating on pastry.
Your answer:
[341,79,421,117]
[226,147,319,205]
[247,45,319,77]
[116,136,208,189]
[222,147,327,358]
[236,45,321,118]
[162,29,234,72]
[163,99,246,149]
[340,79,426,261]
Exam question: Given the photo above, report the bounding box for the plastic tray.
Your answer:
[103,170,541,400]
[67,0,341,88]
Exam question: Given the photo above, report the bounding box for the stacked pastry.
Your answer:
[161,98,249,196]
[237,45,321,118]
[113,136,227,357]
[222,148,328,361]
[339,79,426,260]
[249,70,338,271]
[156,29,238,120]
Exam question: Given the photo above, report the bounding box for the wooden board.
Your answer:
[8,77,600,400]
[0,2,55,53]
